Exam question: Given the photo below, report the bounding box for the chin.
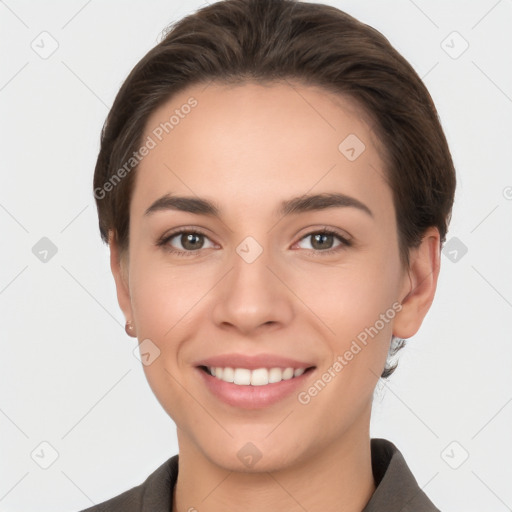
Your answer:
[208,448,296,474]
[192,430,310,474]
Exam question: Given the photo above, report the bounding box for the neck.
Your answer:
[172,424,376,512]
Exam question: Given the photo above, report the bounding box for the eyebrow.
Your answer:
[144,192,373,218]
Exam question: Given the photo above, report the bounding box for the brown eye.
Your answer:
[310,233,335,250]
[159,230,216,255]
[179,233,205,250]
[295,230,351,253]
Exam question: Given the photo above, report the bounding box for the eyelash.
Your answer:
[156,228,352,258]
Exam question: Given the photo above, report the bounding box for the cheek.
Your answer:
[295,244,402,379]
[129,249,209,332]
[127,255,211,416]
[297,255,400,336]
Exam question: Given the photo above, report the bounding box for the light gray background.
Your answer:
[1,1,511,511]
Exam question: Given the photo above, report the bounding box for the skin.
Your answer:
[109,81,440,512]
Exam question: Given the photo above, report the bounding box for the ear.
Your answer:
[393,226,441,339]
[109,230,134,326]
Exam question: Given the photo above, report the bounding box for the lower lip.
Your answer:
[196,367,315,409]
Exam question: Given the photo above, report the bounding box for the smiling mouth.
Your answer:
[198,365,316,386]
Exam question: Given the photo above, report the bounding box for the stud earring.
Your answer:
[125,320,136,337]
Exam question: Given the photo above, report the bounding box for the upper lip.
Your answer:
[194,353,316,370]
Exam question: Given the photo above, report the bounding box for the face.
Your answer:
[112,81,427,472]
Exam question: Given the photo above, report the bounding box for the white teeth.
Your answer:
[234,368,251,385]
[269,367,282,383]
[222,367,234,382]
[250,368,268,386]
[282,367,294,380]
[207,366,308,386]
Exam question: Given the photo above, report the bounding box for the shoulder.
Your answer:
[363,438,441,512]
[76,454,179,512]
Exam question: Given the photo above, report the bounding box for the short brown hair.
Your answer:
[93,0,456,378]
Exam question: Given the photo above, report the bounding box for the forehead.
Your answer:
[132,80,392,220]
[144,79,383,153]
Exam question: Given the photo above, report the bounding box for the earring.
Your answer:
[125,320,136,337]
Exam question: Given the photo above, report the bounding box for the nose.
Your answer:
[211,245,294,336]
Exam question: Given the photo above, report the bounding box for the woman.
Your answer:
[85,0,455,510]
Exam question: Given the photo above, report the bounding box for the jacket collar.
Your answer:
[132,438,440,512]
